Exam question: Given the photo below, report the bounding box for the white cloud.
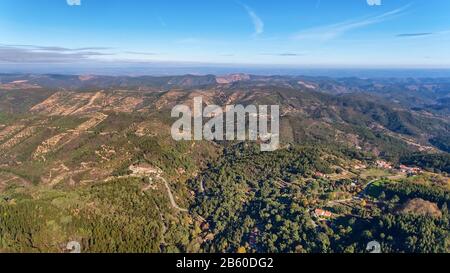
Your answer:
[0,44,111,63]
[293,4,409,41]
[242,4,264,36]
[67,0,81,6]
[367,0,382,6]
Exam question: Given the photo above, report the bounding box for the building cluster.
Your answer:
[399,165,422,175]
[376,160,393,169]
[314,209,333,219]
[375,160,422,175]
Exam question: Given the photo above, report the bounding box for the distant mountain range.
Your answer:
[1,72,449,114]
[1,73,449,156]
[2,64,450,78]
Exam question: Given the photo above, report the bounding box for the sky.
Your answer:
[1,0,450,70]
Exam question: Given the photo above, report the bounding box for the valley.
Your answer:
[0,73,448,253]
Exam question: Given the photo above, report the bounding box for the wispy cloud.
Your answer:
[260,52,306,57]
[395,29,450,39]
[124,51,158,56]
[293,4,410,41]
[367,0,382,6]
[396,32,433,37]
[1,44,112,52]
[0,44,112,63]
[66,0,81,6]
[241,3,264,36]
[278,53,301,56]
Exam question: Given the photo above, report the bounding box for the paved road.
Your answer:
[158,175,188,212]
[358,179,380,198]
[199,178,205,193]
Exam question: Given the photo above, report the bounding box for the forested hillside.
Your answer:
[0,74,448,253]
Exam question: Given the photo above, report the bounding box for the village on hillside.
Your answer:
[310,158,442,223]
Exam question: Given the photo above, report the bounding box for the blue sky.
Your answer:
[1,0,450,68]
